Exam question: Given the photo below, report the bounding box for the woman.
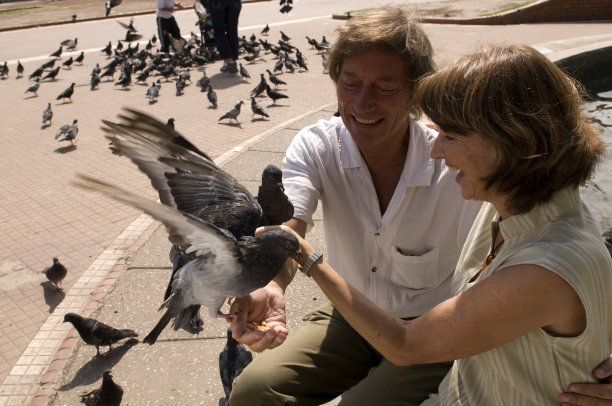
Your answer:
[273,44,612,405]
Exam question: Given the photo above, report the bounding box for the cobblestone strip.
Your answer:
[0,214,157,406]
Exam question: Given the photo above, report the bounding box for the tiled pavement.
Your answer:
[0,1,611,404]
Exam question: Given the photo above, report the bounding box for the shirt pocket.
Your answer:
[389,246,442,289]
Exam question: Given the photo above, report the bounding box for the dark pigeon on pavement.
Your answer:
[29,66,45,80]
[16,60,24,77]
[79,369,123,406]
[42,257,67,290]
[207,85,218,109]
[75,108,301,344]
[219,328,252,405]
[56,82,75,102]
[42,66,60,81]
[266,69,286,88]
[63,312,138,357]
[265,84,288,105]
[49,46,62,59]
[250,97,269,119]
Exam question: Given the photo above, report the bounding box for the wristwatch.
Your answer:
[299,250,323,277]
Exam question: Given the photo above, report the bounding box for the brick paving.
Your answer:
[0,1,611,405]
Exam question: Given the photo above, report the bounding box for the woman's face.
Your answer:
[429,127,499,203]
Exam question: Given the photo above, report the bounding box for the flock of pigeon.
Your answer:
[4,3,333,404]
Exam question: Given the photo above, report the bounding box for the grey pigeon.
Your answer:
[91,73,100,90]
[257,164,294,226]
[56,82,75,102]
[42,103,53,125]
[25,78,40,96]
[250,97,269,119]
[55,119,78,145]
[219,328,252,405]
[146,80,160,102]
[61,37,78,51]
[238,63,250,81]
[78,108,301,344]
[80,369,123,406]
[219,100,244,124]
[265,84,288,105]
[250,74,268,98]
[63,312,138,357]
[207,85,218,109]
[175,76,186,96]
[42,257,67,290]
[266,69,286,88]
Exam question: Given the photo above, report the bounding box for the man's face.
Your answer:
[335,49,412,152]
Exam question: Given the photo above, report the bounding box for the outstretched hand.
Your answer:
[560,356,612,405]
[229,283,289,352]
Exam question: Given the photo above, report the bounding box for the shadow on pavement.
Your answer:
[40,281,65,313]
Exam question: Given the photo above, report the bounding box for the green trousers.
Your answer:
[229,302,451,406]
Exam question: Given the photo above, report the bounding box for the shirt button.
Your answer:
[371,267,377,272]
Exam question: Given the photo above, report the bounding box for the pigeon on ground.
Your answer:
[62,56,74,69]
[61,37,78,51]
[63,312,138,357]
[207,85,218,109]
[49,46,62,59]
[105,0,122,17]
[101,41,112,56]
[265,84,288,105]
[257,164,294,225]
[75,51,85,64]
[296,49,308,71]
[80,369,123,406]
[115,68,131,88]
[56,82,75,102]
[0,61,9,78]
[16,60,24,77]
[42,257,67,290]
[175,76,186,96]
[197,72,210,92]
[261,24,269,35]
[78,108,301,344]
[42,102,53,125]
[42,66,60,81]
[29,66,44,80]
[265,69,286,88]
[238,63,250,81]
[166,117,175,129]
[250,74,268,98]
[41,59,56,70]
[250,97,269,119]
[91,72,100,90]
[55,119,78,145]
[219,100,244,124]
[25,78,40,96]
[146,80,160,101]
[219,328,252,405]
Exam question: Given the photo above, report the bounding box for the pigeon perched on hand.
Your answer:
[219,328,252,405]
[42,257,67,290]
[77,108,301,344]
[64,313,138,357]
[79,369,123,406]
[219,101,244,124]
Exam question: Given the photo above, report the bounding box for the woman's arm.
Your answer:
[296,230,585,366]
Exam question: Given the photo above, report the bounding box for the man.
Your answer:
[229,6,612,405]
[156,0,184,53]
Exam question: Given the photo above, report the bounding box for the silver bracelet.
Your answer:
[300,250,323,277]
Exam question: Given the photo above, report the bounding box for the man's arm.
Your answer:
[229,218,307,352]
[560,356,612,405]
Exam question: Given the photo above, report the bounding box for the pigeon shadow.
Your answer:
[266,103,289,108]
[55,100,73,105]
[218,121,242,129]
[40,281,65,313]
[148,99,158,105]
[57,338,139,392]
[251,117,269,122]
[41,123,52,129]
[54,145,77,154]
[24,94,38,99]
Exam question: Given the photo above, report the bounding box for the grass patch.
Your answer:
[343,8,373,16]
[0,7,37,16]
[32,3,94,13]
[478,1,537,17]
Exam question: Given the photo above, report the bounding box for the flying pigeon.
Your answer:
[42,257,67,290]
[25,78,40,96]
[265,84,288,105]
[219,100,244,124]
[105,0,122,17]
[77,108,301,344]
[61,37,78,51]
[117,17,137,32]
[250,97,269,119]
[219,328,252,405]
[42,102,53,125]
[207,85,218,109]
[55,119,78,145]
[56,82,75,102]
[79,369,123,406]
[63,313,138,357]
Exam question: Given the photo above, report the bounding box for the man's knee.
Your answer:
[229,364,281,406]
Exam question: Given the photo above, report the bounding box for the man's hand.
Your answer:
[560,357,612,405]
[229,282,289,352]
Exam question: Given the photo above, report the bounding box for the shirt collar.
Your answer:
[337,117,436,188]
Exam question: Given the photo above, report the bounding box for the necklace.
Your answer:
[482,219,504,270]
